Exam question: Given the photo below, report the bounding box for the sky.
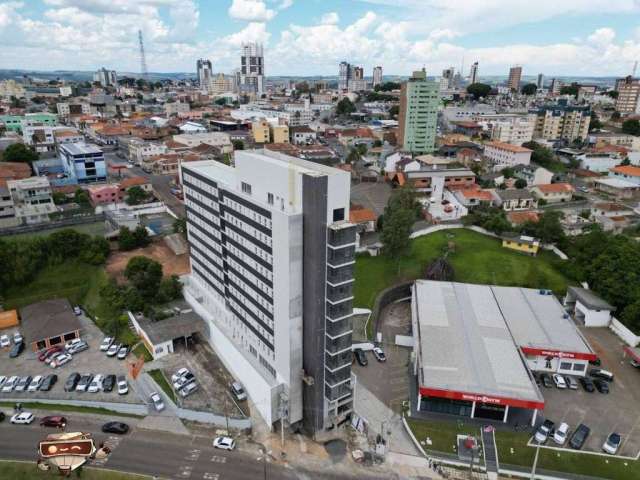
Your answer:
[1,0,640,77]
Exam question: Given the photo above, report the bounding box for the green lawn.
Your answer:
[407,418,640,480]
[354,228,571,309]
[0,461,149,479]
[132,343,153,362]
[0,402,144,419]
[148,369,176,403]
[2,261,105,311]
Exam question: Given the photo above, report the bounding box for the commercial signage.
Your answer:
[419,386,545,410]
[520,347,597,361]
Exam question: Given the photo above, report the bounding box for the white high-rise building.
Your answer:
[537,73,545,90]
[181,150,356,435]
[197,59,213,88]
[469,62,479,84]
[239,43,265,96]
[93,68,117,88]
[339,61,351,91]
[373,66,383,87]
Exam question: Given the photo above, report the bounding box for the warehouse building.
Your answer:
[19,298,82,351]
[411,281,596,425]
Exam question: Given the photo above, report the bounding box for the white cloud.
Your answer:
[320,12,339,25]
[223,21,270,47]
[228,0,275,22]
[278,0,293,9]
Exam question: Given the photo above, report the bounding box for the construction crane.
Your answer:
[632,61,638,78]
[138,30,149,81]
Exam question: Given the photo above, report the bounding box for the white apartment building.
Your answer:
[484,141,532,168]
[129,139,168,166]
[482,115,535,145]
[22,124,58,153]
[615,77,640,115]
[7,176,56,225]
[577,153,622,173]
[181,150,356,436]
[165,102,190,116]
[57,102,91,117]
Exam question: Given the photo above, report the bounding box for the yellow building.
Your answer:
[271,125,289,144]
[501,235,540,256]
[251,120,270,144]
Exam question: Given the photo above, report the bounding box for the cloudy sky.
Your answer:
[1,0,640,77]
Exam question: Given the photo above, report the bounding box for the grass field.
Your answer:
[132,343,153,362]
[407,418,640,480]
[0,461,149,480]
[2,261,105,311]
[0,402,144,419]
[354,228,571,309]
[148,369,176,404]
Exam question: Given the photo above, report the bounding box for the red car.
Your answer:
[39,346,62,362]
[40,416,67,428]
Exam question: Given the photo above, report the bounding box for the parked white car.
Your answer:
[13,332,23,344]
[2,376,18,392]
[65,338,82,351]
[179,381,198,398]
[0,335,10,348]
[553,422,569,445]
[27,375,44,392]
[100,337,114,352]
[0,376,6,389]
[51,353,72,368]
[552,374,567,389]
[117,376,128,395]
[171,368,190,383]
[88,374,104,393]
[372,347,387,362]
[603,433,622,455]
[150,392,165,411]
[213,436,236,451]
[10,412,35,424]
[106,344,120,357]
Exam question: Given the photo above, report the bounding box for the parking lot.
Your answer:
[540,327,640,456]
[352,301,412,412]
[156,341,247,417]
[0,313,141,403]
[350,181,392,217]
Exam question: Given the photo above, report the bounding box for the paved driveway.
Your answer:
[540,327,640,456]
[0,313,141,404]
[350,182,392,216]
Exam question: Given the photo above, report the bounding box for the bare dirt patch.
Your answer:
[106,241,190,282]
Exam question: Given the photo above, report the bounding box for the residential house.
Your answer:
[452,185,496,208]
[393,168,476,196]
[495,189,538,211]
[501,235,540,256]
[349,205,378,234]
[87,184,124,205]
[7,176,56,224]
[609,165,640,185]
[530,183,574,203]
[120,176,152,194]
[577,152,623,173]
[172,132,232,153]
[290,126,317,145]
[594,177,640,199]
[507,211,540,227]
[512,164,553,186]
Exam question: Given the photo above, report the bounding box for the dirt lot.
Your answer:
[106,240,190,282]
[0,313,143,404]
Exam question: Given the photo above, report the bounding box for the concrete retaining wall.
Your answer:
[610,317,640,347]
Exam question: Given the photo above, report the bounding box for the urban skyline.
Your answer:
[1,1,640,76]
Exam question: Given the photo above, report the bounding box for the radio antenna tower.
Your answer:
[138,30,149,80]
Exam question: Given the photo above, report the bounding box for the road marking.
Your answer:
[177,465,193,478]
[186,449,201,461]
[210,455,227,463]
[89,435,122,466]
[203,474,220,480]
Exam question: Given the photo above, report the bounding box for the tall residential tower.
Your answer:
[508,66,522,91]
[181,150,356,436]
[239,43,265,96]
[197,59,213,88]
[398,69,439,154]
[373,66,383,87]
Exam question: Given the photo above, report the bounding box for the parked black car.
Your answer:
[102,375,116,393]
[569,424,591,450]
[0,412,5,422]
[590,368,614,382]
[102,421,129,435]
[540,373,553,388]
[579,376,595,393]
[40,374,58,391]
[64,373,81,392]
[9,341,24,358]
[354,349,368,367]
[594,379,610,394]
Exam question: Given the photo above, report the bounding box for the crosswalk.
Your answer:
[89,435,123,466]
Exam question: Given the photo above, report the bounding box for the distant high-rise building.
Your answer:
[441,67,455,89]
[615,76,640,114]
[468,62,479,84]
[197,59,212,88]
[398,69,439,154]
[536,74,544,90]
[508,66,522,91]
[239,43,265,96]
[353,67,364,81]
[550,78,562,95]
[338,61,351,91]
[373,66,383,87]
[93,68,117,88]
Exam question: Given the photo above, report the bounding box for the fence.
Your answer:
[609,317,640,347]
[368,282,413,340]
[0,213,105,237]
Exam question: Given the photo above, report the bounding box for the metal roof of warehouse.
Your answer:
[413,281,544,407]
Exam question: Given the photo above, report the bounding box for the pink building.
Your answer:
[87,184,124,205]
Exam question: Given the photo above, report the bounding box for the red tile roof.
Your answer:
[535,183,575,193]
[486,141,532,153]
[610,165,640,177]
[507,211,540,225]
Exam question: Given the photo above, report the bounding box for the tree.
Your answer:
[232,139,244,151]
[125,256,163,301]
[74,188,90,206]
[336,97,356,116]
[560,83,579,96]
[514,179,527,189]
[466,83,492,100]
[381,186,421,258]
[173,218,187,235]
[132,225,150,248]
[520,211,565,244]
[388,105,399,118]
[622,119,640,136]
[346,148,361,164]
[589,111,603,131]
[521,83,537,95]
[2,143,38,164]
[375,82,401,92]
[611,111,621,121]
[606,90,619,99]
[126,186,148,205]
[522,141,562,171]
[118,226,137,251]
[52,192,69,205]
[215,98,227,106]
[157,275,183,304]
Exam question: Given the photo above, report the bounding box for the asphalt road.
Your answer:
[0,414,348,479]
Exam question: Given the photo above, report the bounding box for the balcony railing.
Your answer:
[325,350,352,370]
[326,300,353,321]
[325,382,352,401]
[327,264,354,286]
[327,245,355,267]
[326,317,352,338]
[325,333,352,355]
[328,226,357,248]
[326,283,354,304]
[325,366,351,387]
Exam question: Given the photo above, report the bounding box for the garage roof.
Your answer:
[413,281,544,407]
[19,298,81,344]
[134,305,205,345]
[567,286,615,311]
